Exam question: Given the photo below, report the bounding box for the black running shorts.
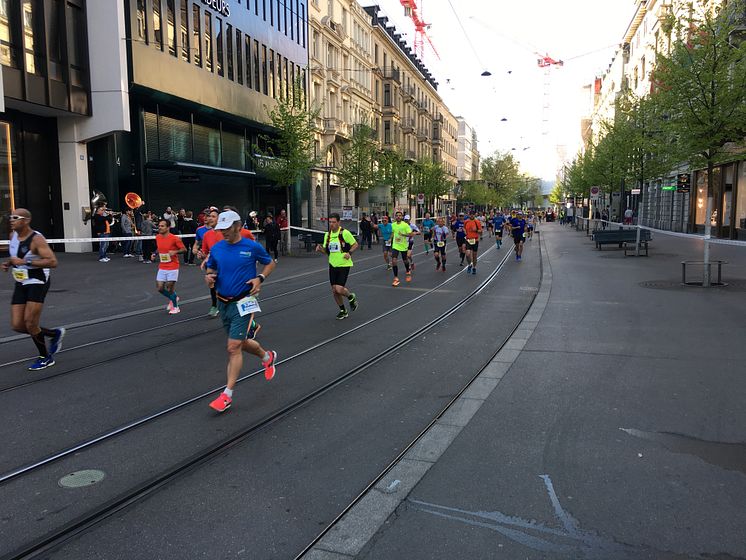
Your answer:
[11,281,50,305]
[329,265,350,287]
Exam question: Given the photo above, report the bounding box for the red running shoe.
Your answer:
[263,350,277,380]
[209,393,232,412]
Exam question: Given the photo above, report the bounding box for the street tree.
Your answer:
[414,158,451,212]
[376,148,411,211]
[336,123,378,203]
[480,151,522,202]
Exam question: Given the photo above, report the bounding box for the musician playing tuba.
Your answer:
[92,206,115,262]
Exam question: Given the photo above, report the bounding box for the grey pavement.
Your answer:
[312,223,746,560]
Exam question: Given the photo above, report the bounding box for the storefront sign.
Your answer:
[676,173,690,193]
[342,206,353,220]
[202,0,230,17]
[631,188,641,195]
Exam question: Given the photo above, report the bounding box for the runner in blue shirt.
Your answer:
[451,212,467,266]
[204,210,277,413]
[421,212,436,255]
[509,211,527,261]
[492,212,506,249]
[374,214,394,270]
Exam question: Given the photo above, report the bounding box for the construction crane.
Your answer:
[400,0,440,60]
[535,54,564,135]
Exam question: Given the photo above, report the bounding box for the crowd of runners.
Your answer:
[3,205,539,413]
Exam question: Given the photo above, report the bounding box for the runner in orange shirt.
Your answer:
[464,209,482,275]
[155,219,186,314]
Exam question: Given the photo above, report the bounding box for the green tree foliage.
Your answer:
[252,76,319,191]
[414,158,451,209]
[337,123,378,193]
[376,148,411,208]
[652,0,746,198]
[480,151,522,201]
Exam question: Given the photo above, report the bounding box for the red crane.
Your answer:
[400,0,440,60]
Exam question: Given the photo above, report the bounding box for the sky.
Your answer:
[362,0,637,185]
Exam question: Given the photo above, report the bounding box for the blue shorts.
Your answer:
[218,300,254,340]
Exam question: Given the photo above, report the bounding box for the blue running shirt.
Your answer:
[206,238,272,297]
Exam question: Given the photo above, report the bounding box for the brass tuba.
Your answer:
[124,192,145,209]
[82,190,108,224]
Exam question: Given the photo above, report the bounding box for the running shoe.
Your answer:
[168,307,181,314]
[348,293,358,312]
[472,268,477,275]
[411,261,416,271]
[208,306,219,318]
[467,264,473,274]
[405,272,412,283]
[28,356,55,371]
[167,296,181,311]
[336,309,349,320]
[442,265,446,272]
[386,264,392,270]
[392,277,400,287]
[459,261,464,267]
[435,263,440,271]
[247,320,261,340]
[209,393,232,413]
[263,350,277,380]
[49,328,66,355]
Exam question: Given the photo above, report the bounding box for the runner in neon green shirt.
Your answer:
[316,213,359,319]
[389,211,413,286]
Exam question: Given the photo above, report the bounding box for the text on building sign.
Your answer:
[202,0,230,17]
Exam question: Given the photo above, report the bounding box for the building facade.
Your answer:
[588,0,746,239]
[455,117,473,181]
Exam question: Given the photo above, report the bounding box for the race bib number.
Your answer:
[159,253,172,263]
[395,235,404,244]
[385,240,392,247]
[436,241,445,248]
[327,241,341,253]
[11,267,29,282]
[423,227,430,233]
[467,238,476,245]
[236,296,261,317]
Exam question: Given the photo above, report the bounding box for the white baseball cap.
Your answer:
[404,214,411,221]
[215,210,242,230]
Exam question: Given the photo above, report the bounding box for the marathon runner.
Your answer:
[374,214,393,270]
[421,212,435,255]
[464,209,482,274]
[390,211,413,286]
[316,213,359,319]
[195,208,218,316]
[492,211,506,249]
[205,210,277,413]
[510,211,527,261]
[155,218,186,314]
[432,216,450,272]
[404,214,420,272]
[451,212,467,266]
[2,209,65,370]
[527,212,536,240]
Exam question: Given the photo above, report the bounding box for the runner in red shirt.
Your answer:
[155,218,186,314]
[464,209,483,275]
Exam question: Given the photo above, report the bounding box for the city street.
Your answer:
[2,224,745,559]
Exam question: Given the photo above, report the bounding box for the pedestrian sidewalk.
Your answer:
[305,223,746,560]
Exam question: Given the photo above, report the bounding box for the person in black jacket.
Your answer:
[359,213,372,250]
[180,210,197,264]
[263,214,281,262]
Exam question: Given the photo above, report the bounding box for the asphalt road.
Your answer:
[0,234,541,559]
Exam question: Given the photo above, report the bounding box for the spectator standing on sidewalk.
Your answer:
[180,210,197,264]
[92,206,114,262]
[624,207,634,225]
[263,214,282,262]
[120,210,134,258]
[140,212,155,263]
[163,207,177,234]
[359,213,372,250]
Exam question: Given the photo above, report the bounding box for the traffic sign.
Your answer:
[590,186,600,196]
[417,193,425,205]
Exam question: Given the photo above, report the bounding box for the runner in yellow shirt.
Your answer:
[316,213,359,319]
[389,211,413,286]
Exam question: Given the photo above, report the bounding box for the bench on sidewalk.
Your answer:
[592,228,651,250]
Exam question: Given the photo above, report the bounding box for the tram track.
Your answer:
[1,243,513,560]
[0,246,456,393]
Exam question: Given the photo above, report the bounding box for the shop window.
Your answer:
[0,122,18,236]
[158,115,192,161]
[166,0,176,56]
[22,0,45,75]
[153,0,163,50]
[736,163,746,234]
[203,10,212,71]
[215,16,223,76]
[136,0,147,42]
[47,0,65,81]
[235,29,242,84]
[193,122,221,166]
[192,3,201,66]
[226,24,233,80]
[222,129,246,170]
[180,0,189,62]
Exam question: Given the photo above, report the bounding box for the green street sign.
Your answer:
[662,185,676,191]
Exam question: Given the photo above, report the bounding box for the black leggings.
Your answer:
[266,238,279,260]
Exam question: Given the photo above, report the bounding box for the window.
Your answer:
[203,10,212,71]
[66,1,87,86]
[290,0,294,40]
[311,28,319,60]
[284,57,289,99]
[215,16,223,76]
[47,0,64,80]
[262,0,266,21]
[327,0,333,18]
[384,83,391,106]
[384,120,391,144]
[253,39,260,91]
[192,4,201,66]
[261,44,268,95]
[166,0,176,55]
[136,0,147,42]
[245,34,252,88]
[235,29,242,84]
[226,24,233,80]
[153,0,162,49]
[300,3,305,46]
[180,0,189,61]
[22,0,44,75]
[269,0,273,26]
[269,48,275,97]
[289,60,294,100]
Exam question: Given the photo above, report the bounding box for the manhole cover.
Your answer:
[58,469,105,488]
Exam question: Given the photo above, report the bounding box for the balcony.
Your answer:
[416,128,429,141]
[401,118,415,132]
[417,102,428,115]
[405,149,417,161]
[382,66,401,84]
[382,103,400,117]
[324,118,350,139]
